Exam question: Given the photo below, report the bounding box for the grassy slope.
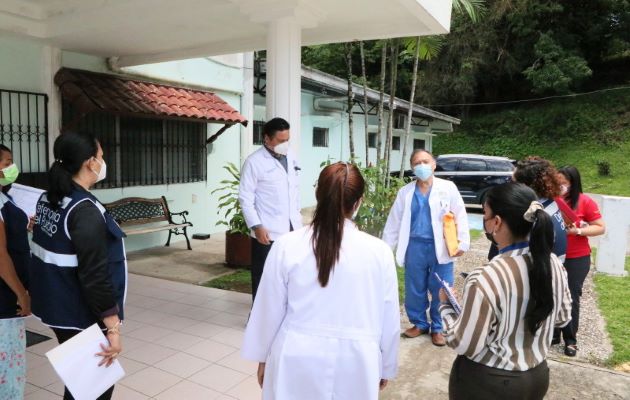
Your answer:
[594,257,630,367]
[434,88,630,196]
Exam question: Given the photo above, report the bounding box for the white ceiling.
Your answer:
[0,0,452,66]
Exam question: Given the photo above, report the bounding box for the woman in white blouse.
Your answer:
[242,162,400,400]
[440,182,572,400]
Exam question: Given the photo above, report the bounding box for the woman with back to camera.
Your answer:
[552,166,605,357]
[489,156,567,261]
[242,162,400,400]
[0,144,31,399]
[29,132,127,400]
[440,182,572,400]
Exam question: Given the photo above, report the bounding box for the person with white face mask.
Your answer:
[383,149,470,346]
[239,117,302,300]
[29,132,126,400]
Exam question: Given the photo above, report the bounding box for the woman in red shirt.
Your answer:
[553,166,605,357]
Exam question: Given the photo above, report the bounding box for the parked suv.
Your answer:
[434,154,514,205]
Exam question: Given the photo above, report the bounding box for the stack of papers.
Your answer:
[46,324,125,400]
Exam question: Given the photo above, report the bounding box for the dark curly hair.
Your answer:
[513,156,561,199]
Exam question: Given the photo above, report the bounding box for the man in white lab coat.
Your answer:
[239,117,302,300]
[383,149,469,346]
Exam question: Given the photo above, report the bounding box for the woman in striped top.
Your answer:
[440,182,572,400]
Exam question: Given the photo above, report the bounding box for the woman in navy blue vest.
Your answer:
[0,144,31,399]
[30,132,127,400]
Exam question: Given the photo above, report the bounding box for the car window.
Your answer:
[487,160,514,172]
[459,159,487,171]
[436,158,458,171]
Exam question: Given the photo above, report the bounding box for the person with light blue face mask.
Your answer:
[383,149,470,346]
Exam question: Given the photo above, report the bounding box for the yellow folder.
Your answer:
[443,212,460,257]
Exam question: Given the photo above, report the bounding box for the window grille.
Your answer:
[63,102,207,188]
[392,136,401,151]
[0,89,49,188]
[368,132,377,148]
[312,127,329,148]
[253,121,264,145]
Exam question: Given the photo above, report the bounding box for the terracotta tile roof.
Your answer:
[55,68,248,126]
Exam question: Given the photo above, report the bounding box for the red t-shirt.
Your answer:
[566,194,602,259]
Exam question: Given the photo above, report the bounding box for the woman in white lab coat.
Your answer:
[242,162,400,400]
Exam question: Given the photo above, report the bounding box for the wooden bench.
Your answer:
[104,196,194,250]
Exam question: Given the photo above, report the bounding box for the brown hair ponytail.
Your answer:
[311,162,365,287]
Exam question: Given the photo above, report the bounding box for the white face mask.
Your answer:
[91,158,107,183]
[273,141,289,156]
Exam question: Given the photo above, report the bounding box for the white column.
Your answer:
[265,17,302,157]
[41,45,61,163]
[241,52,255,162]
[595,195,630,276]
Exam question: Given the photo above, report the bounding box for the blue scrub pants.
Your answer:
[404,238,453,333]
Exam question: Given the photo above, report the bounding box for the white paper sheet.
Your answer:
[7,183,44,217]
[46,324,125,400]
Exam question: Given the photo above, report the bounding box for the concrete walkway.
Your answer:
[25,270,629,399]
[383,334,630,400]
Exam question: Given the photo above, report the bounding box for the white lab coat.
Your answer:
[382,177,470,266]
[239,147,302,240]
[241,221,400,400]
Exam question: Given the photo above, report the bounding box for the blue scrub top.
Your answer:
[410,185,434,240]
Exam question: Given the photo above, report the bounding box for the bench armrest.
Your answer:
[169,210,191,225]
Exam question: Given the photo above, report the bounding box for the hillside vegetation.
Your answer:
[434,88,630,196]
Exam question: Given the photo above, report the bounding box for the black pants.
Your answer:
[553,255,591,346]
[52,328,115,400]
[449,355,549,400]
[251,238,273,301]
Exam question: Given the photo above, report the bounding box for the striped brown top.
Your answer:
[440,246,572,371]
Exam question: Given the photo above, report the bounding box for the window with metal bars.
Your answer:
[0,89,49,188]
[392,136,401,151]
[368,132,377,148]
[312,127,329,148]
[253,120,264,145]
[62,102,207,188]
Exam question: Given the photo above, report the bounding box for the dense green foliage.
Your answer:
[211,163,250,235]
[433,89,630,196]
[302,0,630,113]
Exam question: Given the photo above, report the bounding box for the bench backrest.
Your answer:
[104,196,170,226]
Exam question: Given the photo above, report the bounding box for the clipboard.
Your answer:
[435,272,461,315]
[46,324,125,400]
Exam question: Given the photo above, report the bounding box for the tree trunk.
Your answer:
[400,36,421,178]
[385,39,399,184]
[359,41,370,166]
[344,42,355,161]
[376,41,387,164]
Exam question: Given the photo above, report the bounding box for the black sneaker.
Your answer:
[564,344,577,357]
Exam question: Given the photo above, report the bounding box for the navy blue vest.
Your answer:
[0,191,30,319]
[30,189,127,330]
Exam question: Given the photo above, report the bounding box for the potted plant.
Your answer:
[211,162,251,267]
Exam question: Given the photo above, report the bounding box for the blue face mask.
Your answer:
[413,164,433,181]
